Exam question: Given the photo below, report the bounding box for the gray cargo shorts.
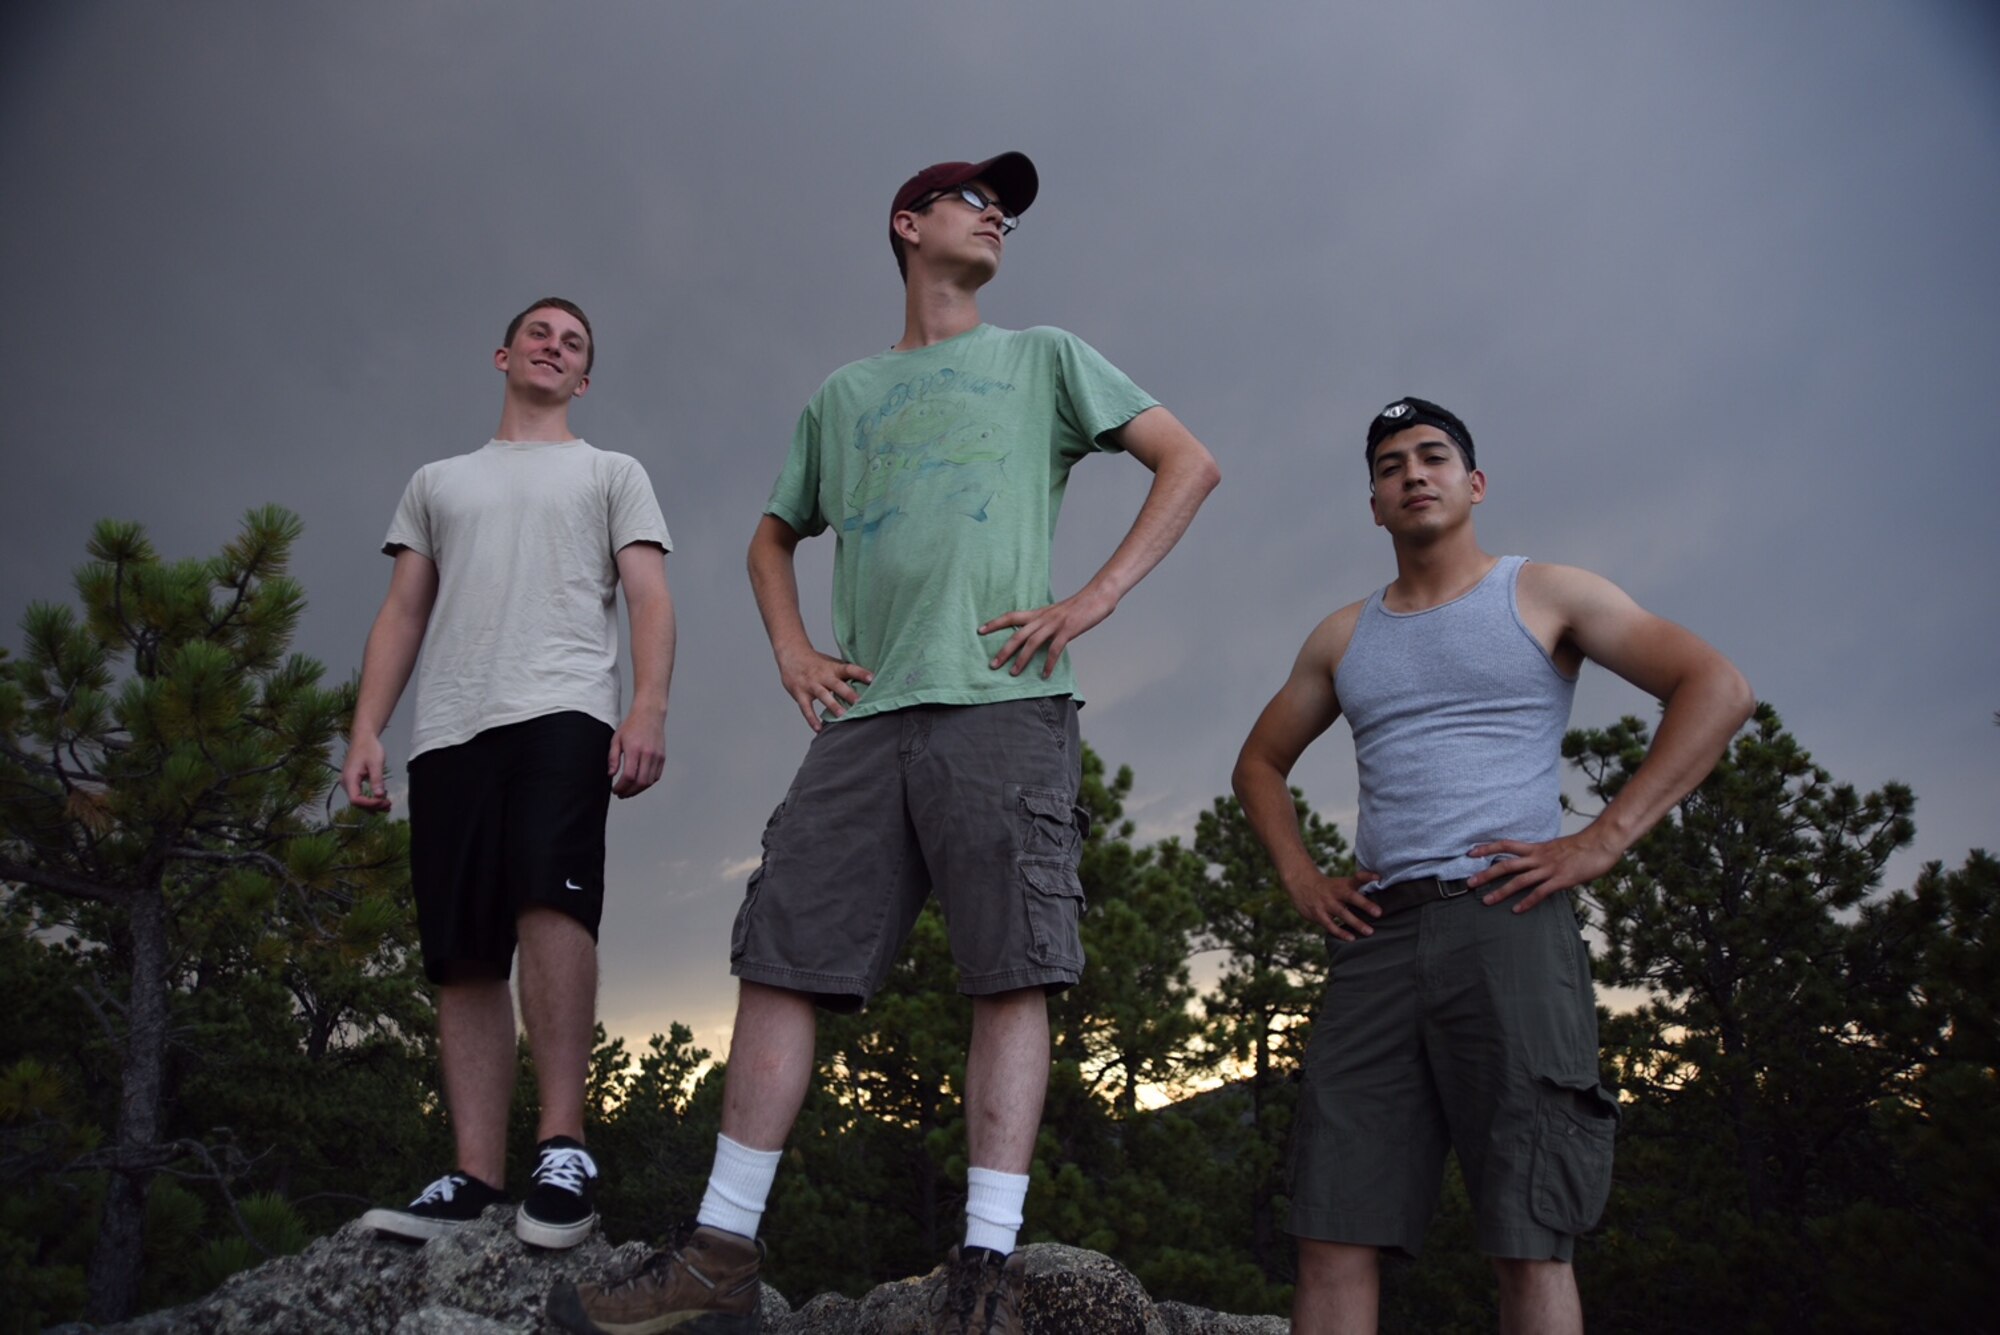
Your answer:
[729,695,1089,1012]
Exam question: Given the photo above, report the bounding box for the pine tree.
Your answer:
[1189,790,1349,1275]
[1052,747,1203,1115]
[0,509,409,1323]
[1567,704,1938,1330]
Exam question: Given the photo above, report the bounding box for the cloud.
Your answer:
[4,2,1994,1052]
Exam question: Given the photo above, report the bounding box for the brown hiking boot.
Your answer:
[931,1245,1026,1335]
[546,1223,763,1335]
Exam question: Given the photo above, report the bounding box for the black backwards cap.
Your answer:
[1365,396,1476,474]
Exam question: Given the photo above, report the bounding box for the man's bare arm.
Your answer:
[609,542,674,798]
[981,406,1221,677]
[340,548,439,811]
[1470,564,1755,910]
[1232,604,1382,939]
[747,513,873,731]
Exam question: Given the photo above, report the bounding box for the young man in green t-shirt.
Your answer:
[549,154,1219,1335]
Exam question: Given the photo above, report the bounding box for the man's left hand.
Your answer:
[608,711,667,798]
[1467,833,1621,912]
[979,587,1115,678]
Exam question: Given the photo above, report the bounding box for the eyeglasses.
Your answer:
[913,186,1019,235]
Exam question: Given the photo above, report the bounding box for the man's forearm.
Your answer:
[626,580,676,716]
[1078,444,1220,610]
[351,609,427,740]
[1232,754,1322,894]
[1584,664,1754,856]
[747,518,815,657]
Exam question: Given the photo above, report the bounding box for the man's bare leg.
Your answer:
[718,980,819,1150]
[436,979,517,1188]
[1293,1240,1380,1335]
[963,987,1050,1173]
[1493,1257,1582,1335]
[517,907,598,1144]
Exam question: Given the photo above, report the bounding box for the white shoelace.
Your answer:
[533,1145,599,1195]
[411,1173,467,1205]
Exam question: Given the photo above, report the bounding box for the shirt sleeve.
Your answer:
[605,455,674,554]
[763,401,829,537]
[383,467,434,558]
[1051,330,1159,460]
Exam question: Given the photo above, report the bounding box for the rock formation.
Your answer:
[62,1210,1289,1333]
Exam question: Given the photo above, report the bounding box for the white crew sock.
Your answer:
[696,1133,782,1240]
[962,1166,1030,1256]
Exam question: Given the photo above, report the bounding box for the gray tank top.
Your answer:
[1335,556,1577,889]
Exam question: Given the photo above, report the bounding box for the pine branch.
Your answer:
[0,857,128,904]
[73,980,126,1053]
[167,845,291,877]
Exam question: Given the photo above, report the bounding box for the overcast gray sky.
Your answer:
[5,2,1996,1054]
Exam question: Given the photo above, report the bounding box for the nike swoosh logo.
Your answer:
[565,879,583,891]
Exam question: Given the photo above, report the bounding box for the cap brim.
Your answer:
[965,152,1039,215]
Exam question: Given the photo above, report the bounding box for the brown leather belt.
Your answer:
[1366,874,1482,917]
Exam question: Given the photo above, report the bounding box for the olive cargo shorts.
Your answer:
[1288,885,1619,1261]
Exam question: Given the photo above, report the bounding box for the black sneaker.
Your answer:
[361,1171,510,1242]
[517,1135,599,1249]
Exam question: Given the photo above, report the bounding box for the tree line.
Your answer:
[2,510,1993,1332]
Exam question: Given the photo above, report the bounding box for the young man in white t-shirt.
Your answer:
[343,298,675,1250]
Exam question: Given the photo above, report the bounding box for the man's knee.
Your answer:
[1491,1255,1576,1295]
[736,978,820,1017]
[435,977,512,1011]
[1298,1238,1378,1285]
[969,985,1052,1014]
[517,903,595,947]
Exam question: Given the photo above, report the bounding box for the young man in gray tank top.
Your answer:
[1233,398,1751,1334]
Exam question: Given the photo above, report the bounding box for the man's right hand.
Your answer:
[775,644,874,732]
[1285,869,1382,941]
[341,734,394,811]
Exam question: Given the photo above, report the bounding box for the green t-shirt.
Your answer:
[765,323,1158,720]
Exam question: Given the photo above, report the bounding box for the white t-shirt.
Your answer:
[385,439,672,759]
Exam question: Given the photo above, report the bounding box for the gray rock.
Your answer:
[764,1244,1166,1335]
[88,1214,1280,1334]
[392,1309,520,1335]
[1017,1245,1168,1335]
[1155,1301,1292,1334]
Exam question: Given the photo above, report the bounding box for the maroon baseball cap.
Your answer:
[888,151,1040,267]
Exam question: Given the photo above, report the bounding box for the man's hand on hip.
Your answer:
[776,643,873,731]
[1467,833,1621,912]
[1285,868,1383,941]
[979,586,1115,679]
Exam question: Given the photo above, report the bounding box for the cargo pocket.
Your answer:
[1528,1074,1619,1234]
[729,800,786,963]
[1014,785,1083,859]
[729,868,762,963]
[1020,858,1086,970]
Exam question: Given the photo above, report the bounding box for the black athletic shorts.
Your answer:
[406,711,614,983]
